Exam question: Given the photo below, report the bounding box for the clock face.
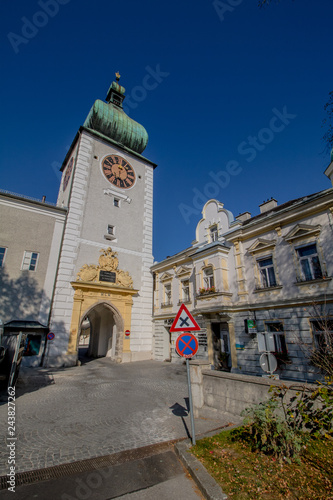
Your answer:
[63,157,74,191]
[102,155,136,189]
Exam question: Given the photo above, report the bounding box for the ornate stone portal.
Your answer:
[76,248,134,288]
[67,248,138,361]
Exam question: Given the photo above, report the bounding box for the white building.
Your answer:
[0,76,156,367]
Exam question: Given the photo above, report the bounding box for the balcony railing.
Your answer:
[254,283,281,291]
[295,273,328,283]
[177,298,191,305]
[161,301,173,308]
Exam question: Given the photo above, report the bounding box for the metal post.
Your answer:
[186,358,196,446]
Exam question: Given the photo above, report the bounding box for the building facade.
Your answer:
[0,76,156,367]
[152,163,333,382]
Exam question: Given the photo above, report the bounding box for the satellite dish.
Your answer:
[260,353,277,374]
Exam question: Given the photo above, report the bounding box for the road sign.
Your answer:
[125,330,130,337]
[169,304,200,332]
[47,332,55,341]
[175,333,199,358]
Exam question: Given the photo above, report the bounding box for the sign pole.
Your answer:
[186,357,196,446]
[170,304,200,447]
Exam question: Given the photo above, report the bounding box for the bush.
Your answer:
[237,379,333,463]
[240,398,304,462]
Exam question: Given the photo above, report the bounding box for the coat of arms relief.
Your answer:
[76,248,133,288]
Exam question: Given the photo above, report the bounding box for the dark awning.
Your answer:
[4,321,49,332]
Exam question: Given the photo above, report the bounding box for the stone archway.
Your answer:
[66,248,138,363]
[80,301,124,360]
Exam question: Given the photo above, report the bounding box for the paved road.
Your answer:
[0,359,229,476]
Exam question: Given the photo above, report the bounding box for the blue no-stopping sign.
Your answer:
[175,333,198,358]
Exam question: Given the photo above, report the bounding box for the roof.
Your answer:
[241,188,333,227]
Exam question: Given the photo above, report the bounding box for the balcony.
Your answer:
[198,287,217,296]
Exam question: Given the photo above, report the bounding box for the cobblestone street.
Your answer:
[0,359,228,476]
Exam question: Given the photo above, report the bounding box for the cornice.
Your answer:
[225,189,333,243]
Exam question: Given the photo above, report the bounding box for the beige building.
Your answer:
[152,161,333,382]
[0,191,66,366]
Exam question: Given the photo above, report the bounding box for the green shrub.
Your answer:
[237,378,333,463]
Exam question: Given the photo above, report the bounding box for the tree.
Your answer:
[296,304,333,381]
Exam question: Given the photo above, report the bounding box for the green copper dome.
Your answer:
[83,78,148,154]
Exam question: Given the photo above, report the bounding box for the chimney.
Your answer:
[259,198,277,214]
[42,195,46,203]
[236,211,252,222]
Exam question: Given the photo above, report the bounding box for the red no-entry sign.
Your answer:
[175,333,199,358]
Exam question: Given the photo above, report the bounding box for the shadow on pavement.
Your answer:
[170,399,191,439]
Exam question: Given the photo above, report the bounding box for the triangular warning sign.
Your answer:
[169,304,200,332]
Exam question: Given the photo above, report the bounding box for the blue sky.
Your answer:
[1,0,332,262]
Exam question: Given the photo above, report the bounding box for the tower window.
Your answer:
[22,251,39,271]
[0,247,7,267]
[107,225,115,235]
[114,198,120,207]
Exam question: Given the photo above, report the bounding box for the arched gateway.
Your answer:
[66,248,138,363]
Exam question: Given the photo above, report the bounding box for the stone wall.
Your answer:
[189,360,318,419]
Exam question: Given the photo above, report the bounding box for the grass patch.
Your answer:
[191,428,333,499]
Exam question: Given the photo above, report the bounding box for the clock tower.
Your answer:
[47,75,156,367]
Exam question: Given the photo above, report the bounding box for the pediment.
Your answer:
[284,224,321,242]
[247,238,277,254]
[175,266,191,278]
[160,271,173,282]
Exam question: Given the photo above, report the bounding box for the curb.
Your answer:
[175,439,228,500]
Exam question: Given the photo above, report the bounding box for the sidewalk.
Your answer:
[0,360,233,498]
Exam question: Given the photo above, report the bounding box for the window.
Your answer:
[162,283,172,307]
[22,251,39,271]
[311,319,333,351]
[210,225,218,242]
[107,225,114,235]
[266,322,287,354]
[182,280,190,302]
[203,267,214,289]
[0,247,7,267]
[257,257,277,288]
[114,198,120,207]
[296,243,323,281]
